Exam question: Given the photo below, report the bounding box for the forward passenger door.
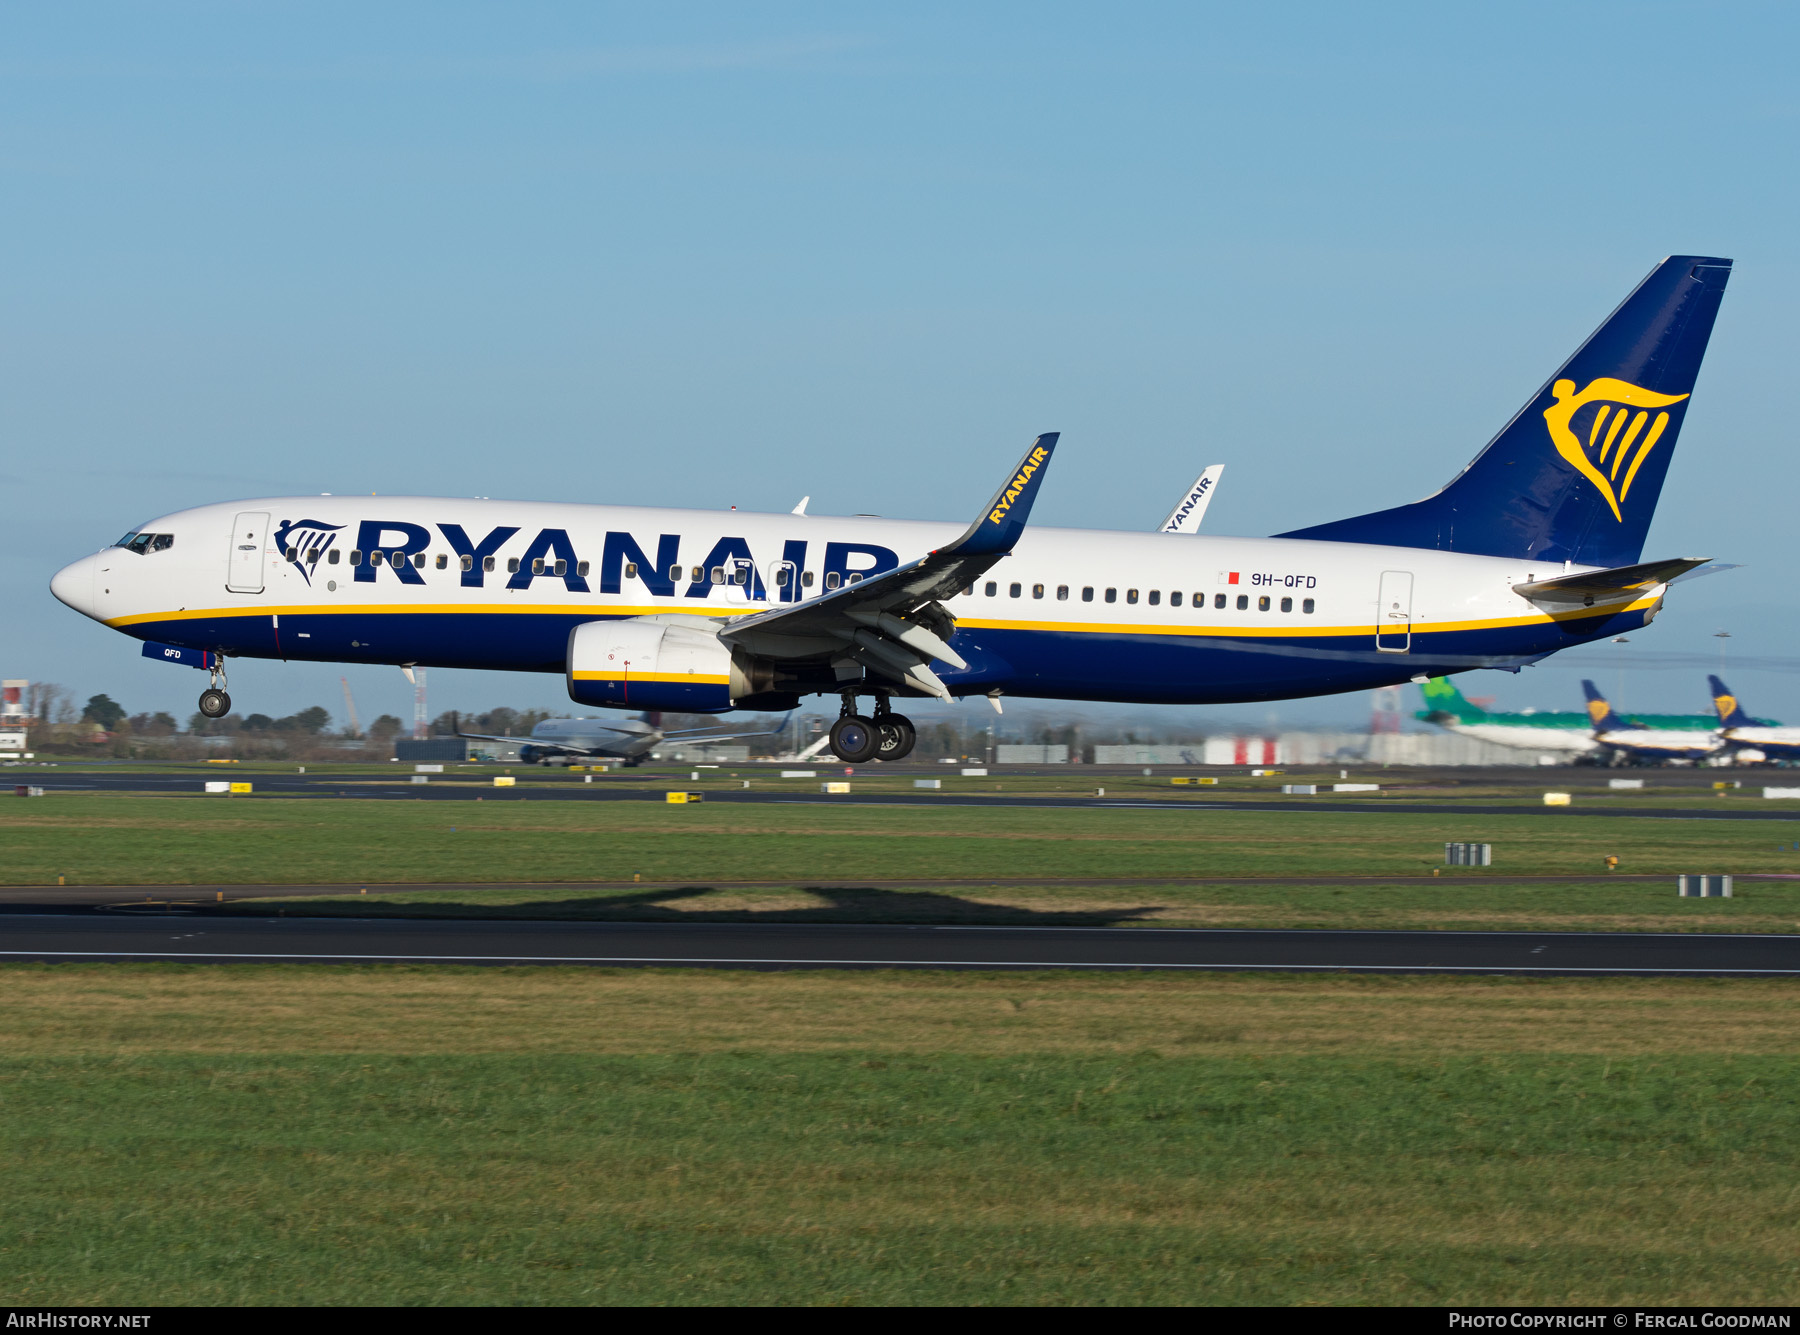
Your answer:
[227,511,270,595]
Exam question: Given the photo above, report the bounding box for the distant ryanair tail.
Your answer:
[1279,256,1732,568]
[1581,680,1628,733]
[1709,675,1755,729]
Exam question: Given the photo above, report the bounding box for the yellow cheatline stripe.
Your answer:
[107,596,1659,641]
[957,597,1659,639]
[103,602,730,629]
[570,671,730,685]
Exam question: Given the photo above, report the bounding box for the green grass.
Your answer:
[4,966,1799,1305]
[11,793,1800,886]
[8,793,1800,932]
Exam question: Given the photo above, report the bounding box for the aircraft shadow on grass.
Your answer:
[347,884,1164,928]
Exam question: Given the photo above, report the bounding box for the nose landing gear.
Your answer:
[198,660,231,719]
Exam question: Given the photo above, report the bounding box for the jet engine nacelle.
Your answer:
[567,616,778,713]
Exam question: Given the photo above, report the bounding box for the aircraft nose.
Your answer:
[50,553,99,619]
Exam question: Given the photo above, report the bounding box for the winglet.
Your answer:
[941,433,1059,556]
[1159,464,1224,534]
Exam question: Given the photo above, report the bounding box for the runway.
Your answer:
[5,912,1800,975]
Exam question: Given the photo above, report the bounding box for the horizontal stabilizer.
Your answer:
[1515,557,1708,604]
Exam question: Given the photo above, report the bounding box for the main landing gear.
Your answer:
[827,695,916,764]
[198,660,231,719]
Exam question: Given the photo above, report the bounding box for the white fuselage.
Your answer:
[1435,722,1600,754]
[51,496,1668,710]
[1594,729,1725,761]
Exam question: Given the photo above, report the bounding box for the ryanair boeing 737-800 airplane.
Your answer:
[50,255,1732,763]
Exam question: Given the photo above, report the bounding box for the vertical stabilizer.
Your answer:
[1279,256,1732,567]
[1709,676,1754,729]
[1582,680,1628,733]
[1417,677,1488,723]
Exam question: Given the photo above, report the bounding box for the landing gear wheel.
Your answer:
[876,713,917,762]
[198,688,231,719]
[829,715,882,764]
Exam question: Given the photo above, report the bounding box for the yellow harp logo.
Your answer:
[1543,378,1689,522]
[1586,698,1611,726]
[1716,693,1738,721]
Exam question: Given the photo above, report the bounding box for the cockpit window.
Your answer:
[115,532,173,555]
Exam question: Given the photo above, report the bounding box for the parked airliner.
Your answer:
[1710,676,1800,761]
[52,255,1732,763]
[1581,681,1726,764]
[1416,676,1733,755]
[453,711,756,767]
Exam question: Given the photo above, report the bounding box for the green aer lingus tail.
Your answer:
[1414,678,1742,756]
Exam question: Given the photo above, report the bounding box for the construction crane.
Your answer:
[339,676,362,737]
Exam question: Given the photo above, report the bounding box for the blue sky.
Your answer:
[4,2,1797,732]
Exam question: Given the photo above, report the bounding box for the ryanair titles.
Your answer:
[286,519,899,604]
[988,445,1050,526]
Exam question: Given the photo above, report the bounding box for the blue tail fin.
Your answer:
[1279,256,1732,567]
[1582,680,1627,732]
[1709,676,1753,728]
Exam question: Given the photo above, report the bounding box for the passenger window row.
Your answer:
[296,554,865,590]
[298,549,591,578]
[962,582,1315,614]
[267,547,1316,610]
[632,565,856,591]
[271,550,883,591]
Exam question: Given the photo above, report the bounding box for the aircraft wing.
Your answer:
[1515,557,1709,606]
[718,433,1059,701]
[1158,464,1223,534]
[451,728,593,757]
[451,712,641,757]
[659,728,778,740]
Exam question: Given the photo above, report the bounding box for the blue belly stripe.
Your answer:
[118,607,1655,707]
